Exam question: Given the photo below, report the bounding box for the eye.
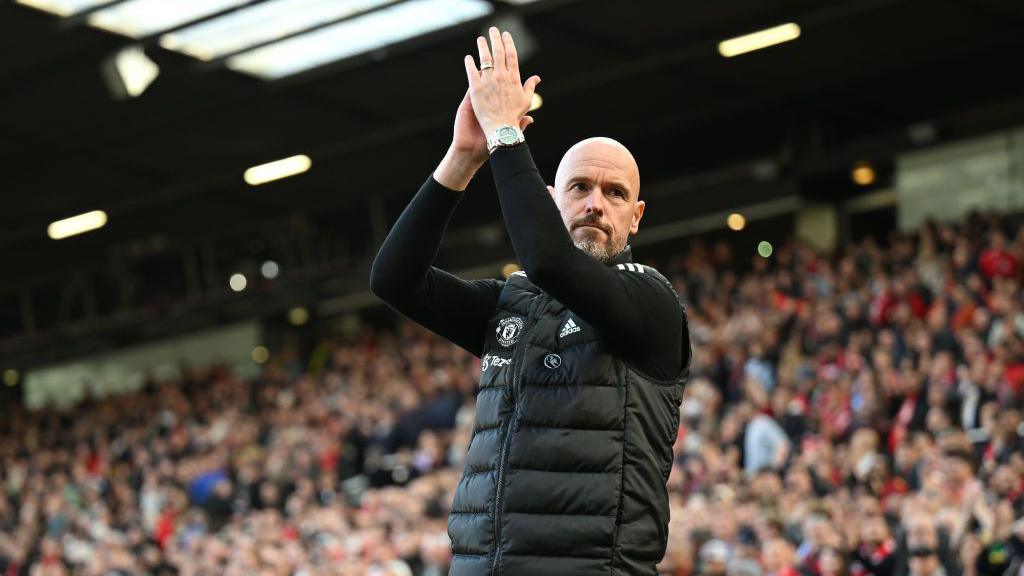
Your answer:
[611,189,625,198]
[570,182,587,191]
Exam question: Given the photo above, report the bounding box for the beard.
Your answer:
[572,226,623,263]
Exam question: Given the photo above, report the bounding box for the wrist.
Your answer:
[434,147,484,191]
[480,118,520,137]
[485,124,526,154]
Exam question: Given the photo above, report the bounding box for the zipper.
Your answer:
[491,295,539,576]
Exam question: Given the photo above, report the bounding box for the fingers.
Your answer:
[476,36,492,71]
[523,74,541,101]
[503,31,521,84]
[463,55,477,85]
[488,26,505,72]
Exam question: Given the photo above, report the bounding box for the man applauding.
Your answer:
[371,27,690,576]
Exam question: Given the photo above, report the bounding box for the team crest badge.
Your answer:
[496,317,524,347]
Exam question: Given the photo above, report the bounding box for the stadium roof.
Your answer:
[2,0,1024,366]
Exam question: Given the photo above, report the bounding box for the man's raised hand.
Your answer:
[435,27,537,191]
[450,89,533,168]
[463,27,541,138]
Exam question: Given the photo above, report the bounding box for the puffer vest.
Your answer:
[447,251,689,576]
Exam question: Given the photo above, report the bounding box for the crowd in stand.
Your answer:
[1,212,1023,575]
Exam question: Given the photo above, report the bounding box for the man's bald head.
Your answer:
[554,137,640,198]
[547,137,645,263]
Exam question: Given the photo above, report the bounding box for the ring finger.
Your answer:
[476,36,493,71]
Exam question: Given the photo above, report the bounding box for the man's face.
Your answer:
[907,547,940,575]
[906,520,940,576]
[761,537,794,570]
[861,515,888,546]
[549,137,644,263]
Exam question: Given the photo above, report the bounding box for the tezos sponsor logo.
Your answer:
[481,354,512,372]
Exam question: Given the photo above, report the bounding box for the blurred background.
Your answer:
[1,0,1023,574]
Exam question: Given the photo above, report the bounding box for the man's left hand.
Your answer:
[463,27,541,137]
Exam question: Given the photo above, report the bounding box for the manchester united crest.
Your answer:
[496,316,524,347]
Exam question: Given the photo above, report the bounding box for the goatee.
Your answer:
[574,237,617,263]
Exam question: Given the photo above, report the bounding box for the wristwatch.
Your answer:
[487,125,525,154]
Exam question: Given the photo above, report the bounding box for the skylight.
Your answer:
[226,0,493,79]
[15,0,112,17]
[87,0,251,38]
[159,0,399,61]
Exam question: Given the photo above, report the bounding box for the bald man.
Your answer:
[370,27,689,576]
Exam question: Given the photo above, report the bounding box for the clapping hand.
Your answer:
[464,27,541,138]
[436,27,540,191]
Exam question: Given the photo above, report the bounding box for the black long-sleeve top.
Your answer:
[369,144,687,381]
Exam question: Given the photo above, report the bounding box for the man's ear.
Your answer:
[630,200,646,235]
[547,185,555,198]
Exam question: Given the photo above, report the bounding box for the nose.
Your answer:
[584,187,606,216]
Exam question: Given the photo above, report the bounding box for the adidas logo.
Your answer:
[559,318,581,338]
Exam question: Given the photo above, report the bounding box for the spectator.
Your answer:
[2,212,1023,575]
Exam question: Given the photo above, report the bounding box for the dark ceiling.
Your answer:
[2,0,1024,367]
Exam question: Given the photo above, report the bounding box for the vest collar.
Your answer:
[608,245,634,267]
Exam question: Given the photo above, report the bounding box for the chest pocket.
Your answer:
[517,311,626,431]
[522,312,620,388]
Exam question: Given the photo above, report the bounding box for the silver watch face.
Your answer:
[497,126,520,145]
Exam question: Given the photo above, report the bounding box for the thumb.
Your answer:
[519,115,534,131]
[458,89,472,111]
[523,75,541,99]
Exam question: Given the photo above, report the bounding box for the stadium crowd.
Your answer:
[1,212,1023,576]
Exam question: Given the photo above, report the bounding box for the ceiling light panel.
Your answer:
[87,0,251,38]
[48,210,108,240]
[226,0,493,80]
[718,23,801,58]
[160,0,398,61]
[15,0,112,17]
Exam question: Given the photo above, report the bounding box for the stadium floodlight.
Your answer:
[851,161,876,186]
[159,0,398,61]
[3,369,20,387]
[229,273,248,292]
[251,346,270,363]
[502,263,521,278]
[244,155,312,186]
[226,0,493,80]
[288,307,310,326]
[87,0,250,38]
[260,260,280,279]
[718,23,800,58]
[14,0,112,17]
[47,210,108,240]
[100,45,159,99]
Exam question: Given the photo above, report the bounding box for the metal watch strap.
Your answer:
[487,125,525,154]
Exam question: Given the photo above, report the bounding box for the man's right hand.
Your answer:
[435,89,533,192]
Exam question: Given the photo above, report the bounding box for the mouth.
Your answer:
[575,224,608,234]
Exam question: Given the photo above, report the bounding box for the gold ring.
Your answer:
[480,62,494,71]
